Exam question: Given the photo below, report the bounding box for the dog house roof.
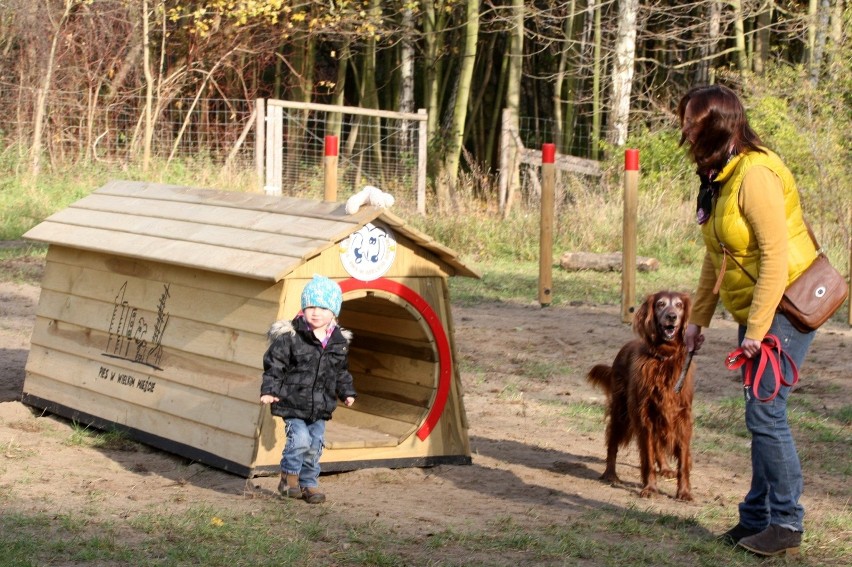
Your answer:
[24,180,480,281]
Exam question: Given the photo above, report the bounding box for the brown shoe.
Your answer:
[301,486,326,504]
[278,473,302,499]
[718,523,762,546]
[737,524,802,556]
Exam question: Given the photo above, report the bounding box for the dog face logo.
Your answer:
[339,222,397,281]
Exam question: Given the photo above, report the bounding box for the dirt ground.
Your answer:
[1,260,850,562]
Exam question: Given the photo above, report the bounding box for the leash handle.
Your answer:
[725,335,798,402]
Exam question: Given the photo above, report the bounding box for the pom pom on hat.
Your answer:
[301,275,343,316]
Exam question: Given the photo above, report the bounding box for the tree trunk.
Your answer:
[30,0,74,178]
[142,0,155,172]
[693,1,722,84]
[422,0,444,155]
[329,43,350,138]
[399,6,415,147]
[501,0,524,218]
[731,0,748,74]
[590,0,602,160]
[606,0,639,147]
[554,1,577,154]
[808,0,832,84]
[364,0,384,187]
[484,45,509,170]
[753,1,773,75]
[827,0,845,81]
[437,0,479,207]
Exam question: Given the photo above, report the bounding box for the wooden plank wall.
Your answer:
[24,246,281,468]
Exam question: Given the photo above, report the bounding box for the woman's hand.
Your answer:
[739,337,762,358]
[685,323,705,353]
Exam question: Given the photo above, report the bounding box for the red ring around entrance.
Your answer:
[339,277,452,441]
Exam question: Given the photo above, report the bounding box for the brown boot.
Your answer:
[278,473,302,499]
[737,524,802,556]
[718,523,762,546]
[301,486,326,504]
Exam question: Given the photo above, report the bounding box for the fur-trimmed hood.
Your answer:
[267,318,353,344]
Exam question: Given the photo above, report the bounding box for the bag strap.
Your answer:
[712,212,821,290]
[707,177,820,292]
[725,335,799,402]
[802,218,821,251]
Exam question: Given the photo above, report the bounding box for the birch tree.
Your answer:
[30,0,75,178]
[142,0,155,172]
[399,5,416,147]
[606,0,638,147]
[500,0,524,217]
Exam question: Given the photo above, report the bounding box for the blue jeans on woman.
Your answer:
[281,418,325,489]
[736,312,814,533]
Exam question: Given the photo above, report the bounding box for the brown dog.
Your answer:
[586,291,695,500]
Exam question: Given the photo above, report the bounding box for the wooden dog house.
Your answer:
[22,180,478,476]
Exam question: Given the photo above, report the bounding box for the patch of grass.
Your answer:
[496,382,524,403]
[448,258,698,308]
[835,405,852,426]
[541,400,605,433]
[694,397,746,436]
[63,422,139,451]
[0,244,46,285]
[2,438,36,460]
[519,359,577,382]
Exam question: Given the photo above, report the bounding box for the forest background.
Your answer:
[0,0,850,283]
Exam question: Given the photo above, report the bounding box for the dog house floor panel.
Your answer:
[324,421,398,449]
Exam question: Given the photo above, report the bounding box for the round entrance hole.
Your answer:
[327,289,439,449]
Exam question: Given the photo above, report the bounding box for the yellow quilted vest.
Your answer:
[700,149,816,325]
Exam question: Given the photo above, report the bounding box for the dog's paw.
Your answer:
[600,471,620,484]
[639,486,659,498]
[675,489,693,501]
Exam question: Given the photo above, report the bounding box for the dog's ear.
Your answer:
[633,293,657,343]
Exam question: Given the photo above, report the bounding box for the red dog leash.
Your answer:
[725,335,799,402]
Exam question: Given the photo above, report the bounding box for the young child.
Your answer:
[260,275,356,504]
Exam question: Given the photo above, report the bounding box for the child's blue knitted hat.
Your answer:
[300,275,342,316]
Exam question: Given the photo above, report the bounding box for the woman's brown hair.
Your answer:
[677,85,764,172]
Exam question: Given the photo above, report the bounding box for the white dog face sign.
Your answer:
[339,222,397,281]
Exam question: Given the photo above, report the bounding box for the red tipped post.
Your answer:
[324,135,339,202]
[539,143,556,307]
[622,149,639,322]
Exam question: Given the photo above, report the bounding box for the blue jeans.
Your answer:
[281,418,325,489]
[736,312,814,533]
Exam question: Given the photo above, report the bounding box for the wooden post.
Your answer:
[417,109,428,215]
[539,143,556,307]
[264,103,282,196]
[622,148,639,323]
[255,98,265,192]
[498,109,510,214]
[324,135,339,202]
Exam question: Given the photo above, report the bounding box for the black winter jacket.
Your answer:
[260,316,356,422]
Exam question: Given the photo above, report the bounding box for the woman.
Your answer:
[678,85,817,557]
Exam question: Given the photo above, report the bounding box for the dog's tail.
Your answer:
[586,364,614,396]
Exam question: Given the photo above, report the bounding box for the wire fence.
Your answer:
[0,90,256,173]
[1,88,596,208]
[263,100,426,206]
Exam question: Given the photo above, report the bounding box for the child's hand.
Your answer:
[260,394,279,405]
[344,396,355,407]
